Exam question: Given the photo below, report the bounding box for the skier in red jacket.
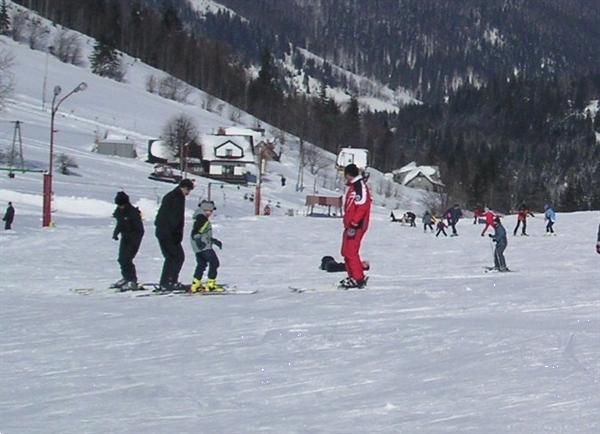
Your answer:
[481,208,496,236]
[340,164,371,289]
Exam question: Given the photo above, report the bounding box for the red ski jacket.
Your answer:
[484,211,496,224]
[343,176,372,231]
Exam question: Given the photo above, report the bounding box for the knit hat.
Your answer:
[179,179,195,190]
[344,164,359,177]
[114,191,129,206]
[199,200,216,212]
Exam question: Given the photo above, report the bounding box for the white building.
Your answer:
[336,148,369,171]
[391,161,444,192]
[198,134,256,182]
[95,134,137,158]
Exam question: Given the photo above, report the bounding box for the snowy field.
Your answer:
[2,210,600,433]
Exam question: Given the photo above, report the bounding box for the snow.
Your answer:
[186,0,248,22]
[2,207,600,432]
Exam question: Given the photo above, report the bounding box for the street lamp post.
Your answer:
[42,82,88,227]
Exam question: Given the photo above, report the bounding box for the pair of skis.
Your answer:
[71,283,257,296]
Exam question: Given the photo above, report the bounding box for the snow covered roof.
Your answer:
[198,134,255,164]
[99,134,134,145]
[392,162,444,187]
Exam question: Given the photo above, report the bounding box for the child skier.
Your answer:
[422,210,434,232]
[435,216,448,237]
[190,200,223,293]
[489,216,509,271]
[112,192,144,290]
[544,204,556,235]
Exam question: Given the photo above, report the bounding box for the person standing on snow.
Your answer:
[155,178,194,291]
[422,210,434,232]
[3,202,14,230]
[596,222,600,254]
[544,204,556,235]
[339,164,371,289]
[513,204,534,236]
[445,204,463,236]
[481,208,496,236]
[112,192,144,290]
[489,216,509,271]
[435,216,448,237]
[190,200,223,293]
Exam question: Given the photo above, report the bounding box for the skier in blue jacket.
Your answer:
[544,204,556,235]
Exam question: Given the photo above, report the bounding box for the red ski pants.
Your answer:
[481,223,493,236]
[341,228,366,281]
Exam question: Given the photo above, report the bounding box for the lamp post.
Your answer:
[42,82,87,227]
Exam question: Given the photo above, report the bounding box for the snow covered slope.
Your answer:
[2,206,600,432]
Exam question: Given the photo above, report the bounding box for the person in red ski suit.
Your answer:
[340,164,371,289]
[481,208,496,236]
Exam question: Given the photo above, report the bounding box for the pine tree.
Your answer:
[0,0,11,35]
[89,41,125,82]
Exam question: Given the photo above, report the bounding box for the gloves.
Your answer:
[596,242,600,254]
[112,234,119,241]
[488,234,493,238]
[212,238,223,250]
[346,228,357,238]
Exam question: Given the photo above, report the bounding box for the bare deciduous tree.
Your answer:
[145,74,158,93]
[0,49,15,107]
[10,10,28,42]
[53,29,84,66]
[158,75,192,103]
[55,153,78,175]
[28,17,49,50]
[162,114,198,157]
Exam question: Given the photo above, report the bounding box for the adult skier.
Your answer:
[339,164,371,289]
[481,208,496,236]
[155,179,194,290]
[597,222,600,254]
[422,210,434,232]
[513,204,534,236]
[544,204,556,235]
[445,204,463,236]
[190,200,223,293]
[111,192,144,290]
[3,202,14,230]
[489,216,509,272]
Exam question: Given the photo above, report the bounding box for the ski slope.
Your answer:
[2,210,600,433]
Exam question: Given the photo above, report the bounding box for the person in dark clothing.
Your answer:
[435,217,447,237]
[155,179,194,290]
[445,204,463,236]
[3,202,15,230]
[596,222,600,254]
[320,255,370,273]
[112,192,144,290]
[422,210,434,232]
[489,216,508,271]
[513,204,534,236]
[405,211,417,227]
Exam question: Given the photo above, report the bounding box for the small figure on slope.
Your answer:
[3,201,14,230]
[422,210,434,233]
[489,216,509,272]
[445,204,463,236]
[190,200,223,293]
[339,164,371,289]
[435,216,448,237]
[596,221,600,255]
[155,179,194,291]
[544,204,556,235]
[481,208,496,236]
[513,204,534,236]
[112,192,144,290]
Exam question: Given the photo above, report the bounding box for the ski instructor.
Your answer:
[339,164,371,289]
[155,178,194,291]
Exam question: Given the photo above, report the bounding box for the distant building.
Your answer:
[198,134,256,183]
[391,161,444,192]
[95,134,137,158]
[336,148,369,172]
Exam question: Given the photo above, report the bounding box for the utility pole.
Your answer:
[296,138,305,192]
[8,121,24,178]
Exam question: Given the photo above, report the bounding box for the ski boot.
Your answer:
[190,278,203,294]
[338,277,367,290]
[203,279,225,293]
[120,281,140,292]
[111,278,127,289]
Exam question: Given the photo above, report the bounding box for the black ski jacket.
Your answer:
[113,203,144,241]
[3,205,14,223]
[155,187,185,242]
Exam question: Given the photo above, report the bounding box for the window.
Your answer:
[223,165,235,175]
[225,149,233,157]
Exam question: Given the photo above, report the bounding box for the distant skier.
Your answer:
[339,164,371,289]
[435,216,448,237]
[597,222,600,254]
[422,210,434,232]
[3,202,14,230]
[544,204,556,235]
[489,216,509,271]
[513,204,534,236]
[405,211,417,227]
[155,179,194,291]
[111,192,144,290]
[445,204,463,236]
[190,200,223,293]
[481,208,496,236]
[473,206,484,224]
[281,175,287,187]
